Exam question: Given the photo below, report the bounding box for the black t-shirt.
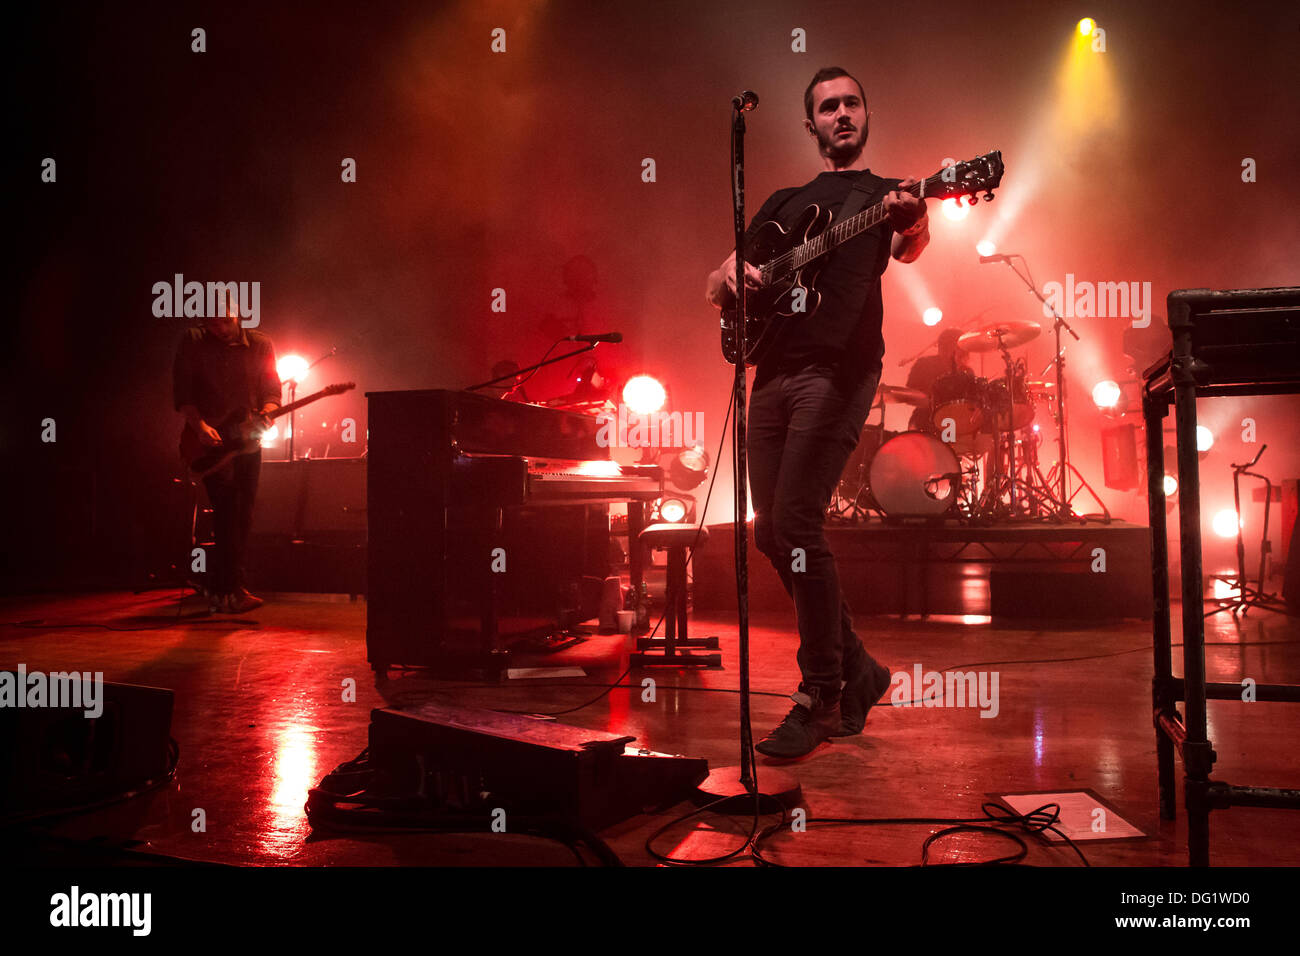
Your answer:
[745,169,899,383]
[173,327,281,425]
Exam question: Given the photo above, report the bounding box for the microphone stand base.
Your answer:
[693,765,802,815]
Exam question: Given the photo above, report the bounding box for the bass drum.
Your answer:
[838,424,901,507]
[868,431,961,517]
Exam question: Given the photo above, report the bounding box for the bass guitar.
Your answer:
[179,381,355,478]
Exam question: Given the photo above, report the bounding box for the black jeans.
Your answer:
[201,449,261,595]
[748,364,880,702]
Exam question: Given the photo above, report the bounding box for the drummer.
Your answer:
[905,327,970,430]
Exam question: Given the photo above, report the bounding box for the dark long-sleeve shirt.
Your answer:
[173,326,281,425]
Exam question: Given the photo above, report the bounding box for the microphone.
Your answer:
[732,90,759,111]
[565,332,623,344]
[979,254,1015,264]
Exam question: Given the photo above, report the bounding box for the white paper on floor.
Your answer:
[999,790,1145,842]
[506,666,587,679]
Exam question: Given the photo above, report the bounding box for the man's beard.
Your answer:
[819,126,864,163]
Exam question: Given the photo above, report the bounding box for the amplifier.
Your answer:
[367,702,708,831]
[0,675,174,817]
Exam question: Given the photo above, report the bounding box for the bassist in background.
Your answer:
[705,67,931,758]
[173,296,281,614]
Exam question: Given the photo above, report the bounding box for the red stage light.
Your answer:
[623,375,666,415]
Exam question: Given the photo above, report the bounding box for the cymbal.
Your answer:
[876,384,928,406]
[958,320,1042,352]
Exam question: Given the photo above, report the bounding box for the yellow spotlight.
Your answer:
[1078,18,1094,36]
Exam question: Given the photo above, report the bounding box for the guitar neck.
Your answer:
[272,388,338,419]
[781,176,933,272]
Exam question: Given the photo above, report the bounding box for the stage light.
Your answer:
[1196,425,1214,452]
[976,239,996,257]
[623,375,666,415]
[669,444,709,490]
[259,424,279,448]
[1078,18,1094,36]
[1092,380,1121,409]
[656,497,689,524]
[1213,508,1240,538]
[922,307,943,326]
[277,354,310,384]
[1163,474,1178,497]
[941,198,969,222]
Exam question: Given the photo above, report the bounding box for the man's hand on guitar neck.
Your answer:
[255,403,279,432]
[885,177,930,263]
[706,250,763,309]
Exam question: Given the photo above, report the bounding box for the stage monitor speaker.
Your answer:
[0,675,174,817]
[367,702,708,831]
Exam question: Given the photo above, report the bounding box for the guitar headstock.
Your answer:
[922,150,1004,205]
[323,382,356,396]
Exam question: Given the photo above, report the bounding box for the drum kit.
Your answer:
[836,318,1084,522]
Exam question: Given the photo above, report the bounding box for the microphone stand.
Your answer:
[463,342,598,392]
[287,347,339,462]
[695,91,800,816]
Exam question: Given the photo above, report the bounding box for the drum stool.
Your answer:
[629,523,721,667]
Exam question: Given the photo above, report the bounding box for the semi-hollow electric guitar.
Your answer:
[179,381,355,478]
[721,150,1004,366]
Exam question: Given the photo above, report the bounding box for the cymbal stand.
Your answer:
[994,255,1108,522]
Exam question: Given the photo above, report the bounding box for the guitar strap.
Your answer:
[837,170,888,224]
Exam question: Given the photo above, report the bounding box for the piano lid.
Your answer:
[366,388,610,461]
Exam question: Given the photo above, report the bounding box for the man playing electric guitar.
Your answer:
[706,67,931,758]
[173,298,281,614]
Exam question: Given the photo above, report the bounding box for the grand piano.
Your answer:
[366,388,663,676]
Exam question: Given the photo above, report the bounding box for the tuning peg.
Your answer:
[983,191,995,202]
[967,194,979,206]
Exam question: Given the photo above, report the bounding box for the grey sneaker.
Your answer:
[832,659,891,736]
[755,686,841,758]
[227,588,264,614]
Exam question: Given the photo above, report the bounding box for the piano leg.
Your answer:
[481,506,503,657]
[628,500,647,634]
